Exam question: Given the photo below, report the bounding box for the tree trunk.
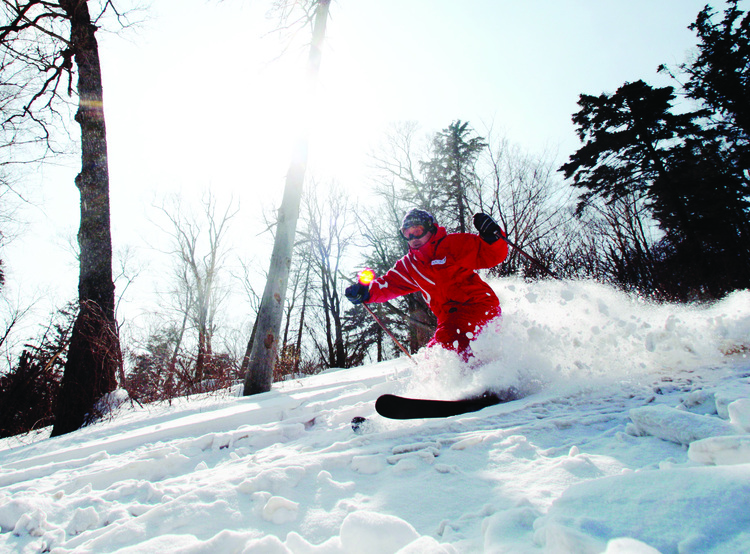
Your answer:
[240,299,262,376]
[243,0,330,395]
[52,0,120,436]
[293,263,311,374]
[195,329,207,388]
[170,287,191,374]
[333,307,345,367]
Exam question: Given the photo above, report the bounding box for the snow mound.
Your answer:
[688,435,750,466]
[628,404,739,445]
[1,278,749,552]
[535,465,750,553]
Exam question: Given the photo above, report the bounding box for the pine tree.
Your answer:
[562,79,750,298]
[679,1,750,148]
[0,303,76,438]
[421,121,487,233]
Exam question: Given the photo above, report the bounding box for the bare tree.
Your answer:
[574,192,662,290]
[0,301,76,437]
[369,121,437,210]
[0,174,29,358]
[479,135,572,277]
[0,1,133,435]
[290,255,312,374]
[271,243,313,381]
[301,182,356,369]
[0,295,34,358]
[157,192,238,390]
[243,0,331,396]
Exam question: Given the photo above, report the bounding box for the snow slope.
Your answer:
[1,278,749,553]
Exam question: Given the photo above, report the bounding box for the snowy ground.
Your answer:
[1,278,750,554]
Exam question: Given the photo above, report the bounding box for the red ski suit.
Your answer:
[365,226,508,354]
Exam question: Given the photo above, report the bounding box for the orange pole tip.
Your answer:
[358,268,376,285]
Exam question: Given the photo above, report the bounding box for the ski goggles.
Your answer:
[401,225,430,241]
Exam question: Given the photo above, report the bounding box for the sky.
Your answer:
[1,0,739,352]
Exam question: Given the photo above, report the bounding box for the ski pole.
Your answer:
[362,302,416,364]
[495,232,560,280]
[357,269,416,364]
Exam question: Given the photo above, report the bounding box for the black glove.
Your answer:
[345,283,370,305]
[473,213,504,244]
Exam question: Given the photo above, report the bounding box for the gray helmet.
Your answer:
[401,208,437,233]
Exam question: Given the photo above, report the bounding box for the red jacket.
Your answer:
[366,226,508,322]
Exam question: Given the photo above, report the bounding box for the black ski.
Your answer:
[374,389,517,420]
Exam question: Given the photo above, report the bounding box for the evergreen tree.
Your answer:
[678,1,750,149]
[342,303,384,365]
[562,79,750,298]
[562,81,706,212]
[563,1,750,298]
[421,121,487,233]
[653,137,750,295]
[670,0,750,293]
[0,302,76,438]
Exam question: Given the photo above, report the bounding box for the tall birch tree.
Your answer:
[243,0,330,395]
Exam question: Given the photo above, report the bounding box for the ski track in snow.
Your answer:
[1,278,749,553]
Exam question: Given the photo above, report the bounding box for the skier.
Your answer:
[345,208,508,359]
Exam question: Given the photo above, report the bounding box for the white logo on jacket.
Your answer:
[431,257,447,266]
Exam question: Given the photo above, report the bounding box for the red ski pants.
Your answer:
[427,300,501,357]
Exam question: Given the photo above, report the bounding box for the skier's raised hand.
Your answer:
[473,213,504,244]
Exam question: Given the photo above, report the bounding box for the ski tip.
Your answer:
[375,394,397,406]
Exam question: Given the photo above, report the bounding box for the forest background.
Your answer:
[1,0,748,436]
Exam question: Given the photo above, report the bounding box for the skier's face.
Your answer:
[403,225,432,249]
